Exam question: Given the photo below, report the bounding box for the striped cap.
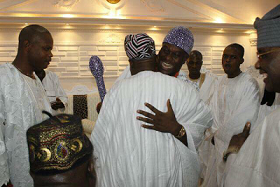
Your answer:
[124,33,156,61]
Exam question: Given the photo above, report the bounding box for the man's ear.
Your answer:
[23,40,31,52]
[87,158,97,186]
[155,55,159,64]
[183,53,189,65]
[240,58,244,64]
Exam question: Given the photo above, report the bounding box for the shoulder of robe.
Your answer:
[242,72,259,88]
[0,64,13,84]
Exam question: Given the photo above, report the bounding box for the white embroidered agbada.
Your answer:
[183,71,217,105]
[0,63,52,187]
[91,71,213,187]
[199,72,260,187]
[41,70,68,115]
[223,107,280,187]
[0,124,9,186]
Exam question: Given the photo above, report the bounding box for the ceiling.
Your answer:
[0,0,278,30]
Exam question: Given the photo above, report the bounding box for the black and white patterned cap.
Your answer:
[124,33,156,61]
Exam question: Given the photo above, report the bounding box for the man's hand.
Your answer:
[223,122,251,162]
[96,102,102,114]
[51,98,65,110]
[136,99,181,136]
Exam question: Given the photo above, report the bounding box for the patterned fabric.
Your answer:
[73,95,88,119]
[27,113,92,173]
[163,26,194,55]
[124,33,156,60]
[254,4,280,48]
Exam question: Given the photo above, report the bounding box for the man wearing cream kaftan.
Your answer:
[91,71,213,187]
[200,72,259,187]
[0,63,52,186]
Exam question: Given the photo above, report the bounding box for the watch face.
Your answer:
[176,126,186,138]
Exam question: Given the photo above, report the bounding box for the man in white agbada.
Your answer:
[200,43,260,186]
[35,69,68,115]
[223,4,280,186]
[0,25,53,187]
[91,32,213,187]
[184,50,217,104]
[246,65,280,127]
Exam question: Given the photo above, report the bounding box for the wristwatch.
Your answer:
[175,125,186,138]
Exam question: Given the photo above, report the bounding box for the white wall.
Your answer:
[0,26,257,92]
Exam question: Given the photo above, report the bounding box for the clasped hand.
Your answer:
[51,98,65,110]
[136,99,182,136]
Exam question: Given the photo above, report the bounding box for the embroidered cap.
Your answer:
[124,33,156,61]
[27,112,93,173]
[163,26,194,55]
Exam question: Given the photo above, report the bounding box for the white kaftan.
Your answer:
[223,108,280,187]
[116,65,199,90]
[255,93,280,129]
[200,72,260,187]
[0,124,9,186]
[0,63,52,187]
[184,72,217,105]
[42,70,68,114]
[91,71,213,187]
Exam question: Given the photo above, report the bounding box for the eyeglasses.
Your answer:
[257,48,280,60]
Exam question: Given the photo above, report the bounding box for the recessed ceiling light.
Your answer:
[107,0,120,4]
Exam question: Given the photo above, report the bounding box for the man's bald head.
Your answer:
[18,25,51,48]
[190,50,203,61]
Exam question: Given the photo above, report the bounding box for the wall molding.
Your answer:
[53,0,80,9]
